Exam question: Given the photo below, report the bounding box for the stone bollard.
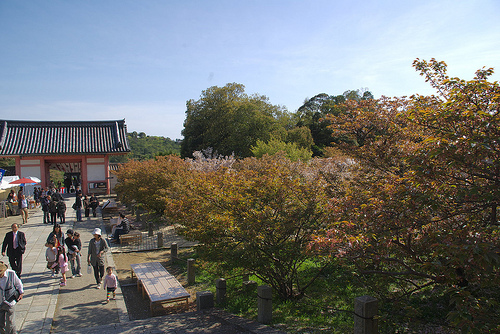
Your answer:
[242,273,250,282]
[170,242,178,262]
[257,285,272,325]
[216,278,227,305]
[243,280,258,294]
[187,258,195,285]
[196,291,214,310]
[148,222,154,237]
[157,232,163,248]
[354,295,378,334]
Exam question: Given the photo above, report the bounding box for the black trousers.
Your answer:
[8,248,23,277]
[92,264,105,284]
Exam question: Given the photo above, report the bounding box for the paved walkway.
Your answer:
[1,200,286,334]
[1,202,127,333]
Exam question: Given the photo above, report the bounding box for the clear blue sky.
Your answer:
[1,0,499,140]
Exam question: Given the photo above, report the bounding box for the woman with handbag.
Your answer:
[87,228,108,289]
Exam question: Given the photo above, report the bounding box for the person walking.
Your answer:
[18,195,28,225]
[45,241,58,278]
[89,194,99,217]
[87,228,108,289]
[65,230,82,278]
[0,261,24,334]
[49,197,58,225]
[74,193,83,222]
[55,247,69,286]
[103,266,117,303]
[57,199,66,224]
[41,194,51,224]
[83,196,90,218]
[1,223,27,278]
[46,224,64,249]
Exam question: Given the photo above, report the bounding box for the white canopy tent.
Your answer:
[0,176,19,190]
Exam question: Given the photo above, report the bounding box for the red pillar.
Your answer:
[104,155,110,195]
[81,156,88,196]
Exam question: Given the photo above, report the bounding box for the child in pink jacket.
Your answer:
[53,246,69,286]
[103,266,117,302]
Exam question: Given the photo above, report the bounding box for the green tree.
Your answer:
[181,83,287,158]
[295,89,373,156]
[251,138,312,161]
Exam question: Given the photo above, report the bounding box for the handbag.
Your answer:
[72,203,78,210]
[87,265,93,274]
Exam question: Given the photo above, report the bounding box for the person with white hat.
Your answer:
[87,228,108,289]
[0,261,23,333]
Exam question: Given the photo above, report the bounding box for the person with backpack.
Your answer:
[41,194,51,224]
[89,194,99,217]
[49,198,58,225]
[56,200,66,225]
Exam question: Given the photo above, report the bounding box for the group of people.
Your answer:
[43,224,115,292]
[73,192,99,222]
[0,187,123,333]
[6,187,29,225]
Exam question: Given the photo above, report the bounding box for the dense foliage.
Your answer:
[316,59,500,332]
[115,153,349,299]
[181,83,289,158]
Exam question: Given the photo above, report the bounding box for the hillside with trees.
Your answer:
[110,132,181,163]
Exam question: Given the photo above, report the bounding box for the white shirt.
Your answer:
[0,269,24,306]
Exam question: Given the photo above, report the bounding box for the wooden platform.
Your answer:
[131,262,190,314]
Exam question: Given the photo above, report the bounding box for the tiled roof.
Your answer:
[0,120,131,156]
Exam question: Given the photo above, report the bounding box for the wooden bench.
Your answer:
[119,230,143,245]
[130,262,190,315]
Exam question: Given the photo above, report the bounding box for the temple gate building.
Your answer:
[0,119,130,195]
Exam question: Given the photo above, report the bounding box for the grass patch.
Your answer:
[171,251,455,333]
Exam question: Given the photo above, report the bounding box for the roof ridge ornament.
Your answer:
[114,121,123,148]
[0,121,7,150]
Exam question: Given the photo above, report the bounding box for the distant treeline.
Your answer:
[110,131,181,163]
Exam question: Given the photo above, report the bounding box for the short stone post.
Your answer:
[148,222,154,237]
[157,232,163,248]
[187,258,195,285]
[242,273,250,282]
[170,242,178,262]
[257,285,272,325]
[196,291,214,310]
[354,295,378,334]
[216,278,227,305]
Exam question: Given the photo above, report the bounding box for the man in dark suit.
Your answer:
[1,223,26,278]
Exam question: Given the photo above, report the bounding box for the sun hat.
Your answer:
[93,228,101,236]
[0,262,8,275]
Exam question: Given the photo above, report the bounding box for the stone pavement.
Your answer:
[1,199,286,334]
[0,200,127,334]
